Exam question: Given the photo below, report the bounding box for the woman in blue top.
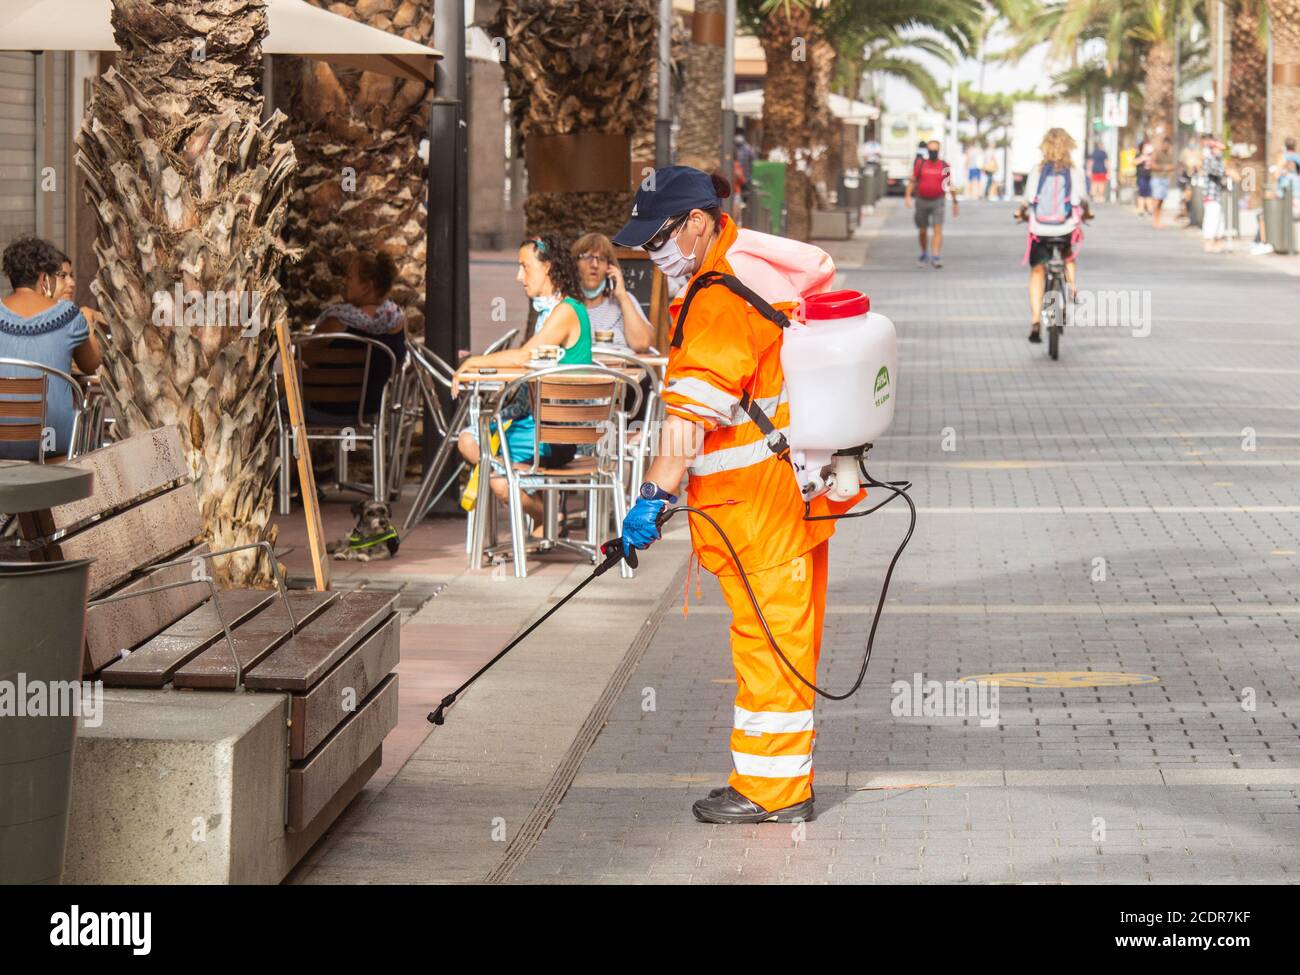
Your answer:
[0,236,102,459]
[454,234,592,529]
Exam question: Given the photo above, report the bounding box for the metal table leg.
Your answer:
[469,408,493,570]
[402,394,471,533]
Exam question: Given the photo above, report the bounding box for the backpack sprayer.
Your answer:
[429,283,913,725]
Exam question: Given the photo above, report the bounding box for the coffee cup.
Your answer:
[594,329,615,344]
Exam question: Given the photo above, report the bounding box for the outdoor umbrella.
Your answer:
[0,0,442,83]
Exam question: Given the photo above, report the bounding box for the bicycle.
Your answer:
[1040,237,1071,360]
[1015,205,1093,361]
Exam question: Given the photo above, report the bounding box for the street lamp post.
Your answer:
[1215,0,1225,137]
[426,0,471,474]
[720,0,736,215]
[656,0,672,168]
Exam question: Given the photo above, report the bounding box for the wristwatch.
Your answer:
[639,481,677,503]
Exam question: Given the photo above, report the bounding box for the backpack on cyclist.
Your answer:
[912,157,947,199]
[1032,163,1073,225]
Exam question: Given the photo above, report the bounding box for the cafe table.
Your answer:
[400,354,664,555]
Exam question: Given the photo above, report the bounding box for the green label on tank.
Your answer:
[874,366,890,407]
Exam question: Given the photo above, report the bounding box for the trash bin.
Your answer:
[752,160,787,236]
[0,460,95,885]
[1222,179,1242,240]
[1263,186,1295,255]
[836,171,858,210]
[866,163,883,202]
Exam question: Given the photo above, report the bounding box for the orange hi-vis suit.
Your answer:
[661,215,864,812]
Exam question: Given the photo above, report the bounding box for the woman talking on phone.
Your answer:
[571,232,654,354]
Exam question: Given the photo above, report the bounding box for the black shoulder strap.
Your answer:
[670,272,791,350]
[738,389,790,462]
[669,272,793,462]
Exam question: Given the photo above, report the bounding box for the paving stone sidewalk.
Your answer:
[510,199,1300,884]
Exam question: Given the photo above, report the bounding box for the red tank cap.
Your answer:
[803,290,870,320]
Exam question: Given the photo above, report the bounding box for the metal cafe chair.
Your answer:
[277,334,399,513]
[475,363,642,579]
[591,347,663,507]
[0,357,87,462]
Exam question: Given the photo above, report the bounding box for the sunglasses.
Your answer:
[645,213,690,251]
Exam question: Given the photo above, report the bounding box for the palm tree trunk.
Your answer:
[1142,39,1176,141]
[494,0,657,239]
[280,1,434,335]
[758,3,816,241]
[677,0,726,173]
[76,0,296,586]
[1269,0,1300,156]
[1228,1,1268,204]
[807,37,837,211]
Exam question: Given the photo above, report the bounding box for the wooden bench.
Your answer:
[17,425,399,833]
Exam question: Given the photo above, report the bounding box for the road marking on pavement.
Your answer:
[893,403,1300,412]
[566,769,1300,790]
[682,603,1300,617]
[918,366,1300,376]
[909,459,1300,469]
[871,505,1300,514]
[883,432,1300,442]
[960,671,1159,687]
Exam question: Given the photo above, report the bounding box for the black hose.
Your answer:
[658,459,915,700]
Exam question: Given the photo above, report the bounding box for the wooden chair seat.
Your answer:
[518,454,601,478]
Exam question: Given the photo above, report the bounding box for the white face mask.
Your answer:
[647,218,701,279]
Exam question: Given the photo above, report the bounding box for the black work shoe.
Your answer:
[692,787,815,825]
[1028,328,1042,343]
[708,784,816,801]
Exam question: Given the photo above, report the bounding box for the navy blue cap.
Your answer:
[613,166,720,248]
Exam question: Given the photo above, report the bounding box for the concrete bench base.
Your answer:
[63,688,375,884]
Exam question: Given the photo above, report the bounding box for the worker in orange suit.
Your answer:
[615,167,862,824]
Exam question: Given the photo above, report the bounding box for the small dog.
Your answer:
[329,500,400,562]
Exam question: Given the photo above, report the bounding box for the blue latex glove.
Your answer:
[622,497,669,556]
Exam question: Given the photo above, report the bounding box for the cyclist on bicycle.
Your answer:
[1015,128,1092,343]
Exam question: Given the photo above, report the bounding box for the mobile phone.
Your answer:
[605,272,615,297]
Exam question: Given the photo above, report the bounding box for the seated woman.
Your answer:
[573,232,656,423]
[571,232,654,353]
[54,254,107,335]
[306,251,407,423]
[455,235,592,529]
[0,236,101,459]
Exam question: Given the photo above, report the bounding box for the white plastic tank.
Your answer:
[781,290,898,453]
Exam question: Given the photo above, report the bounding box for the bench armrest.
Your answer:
[87,540,303,685]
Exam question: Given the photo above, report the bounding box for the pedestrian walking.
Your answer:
[1089,142,1109,199]
[1200,138,1228,253]
[966,143,984,200]
[1178,134,1201,221]
[1135,140,1154,216]
[905,139,960,268]
[982,151,1000,200]
[1150,138,1175,228]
